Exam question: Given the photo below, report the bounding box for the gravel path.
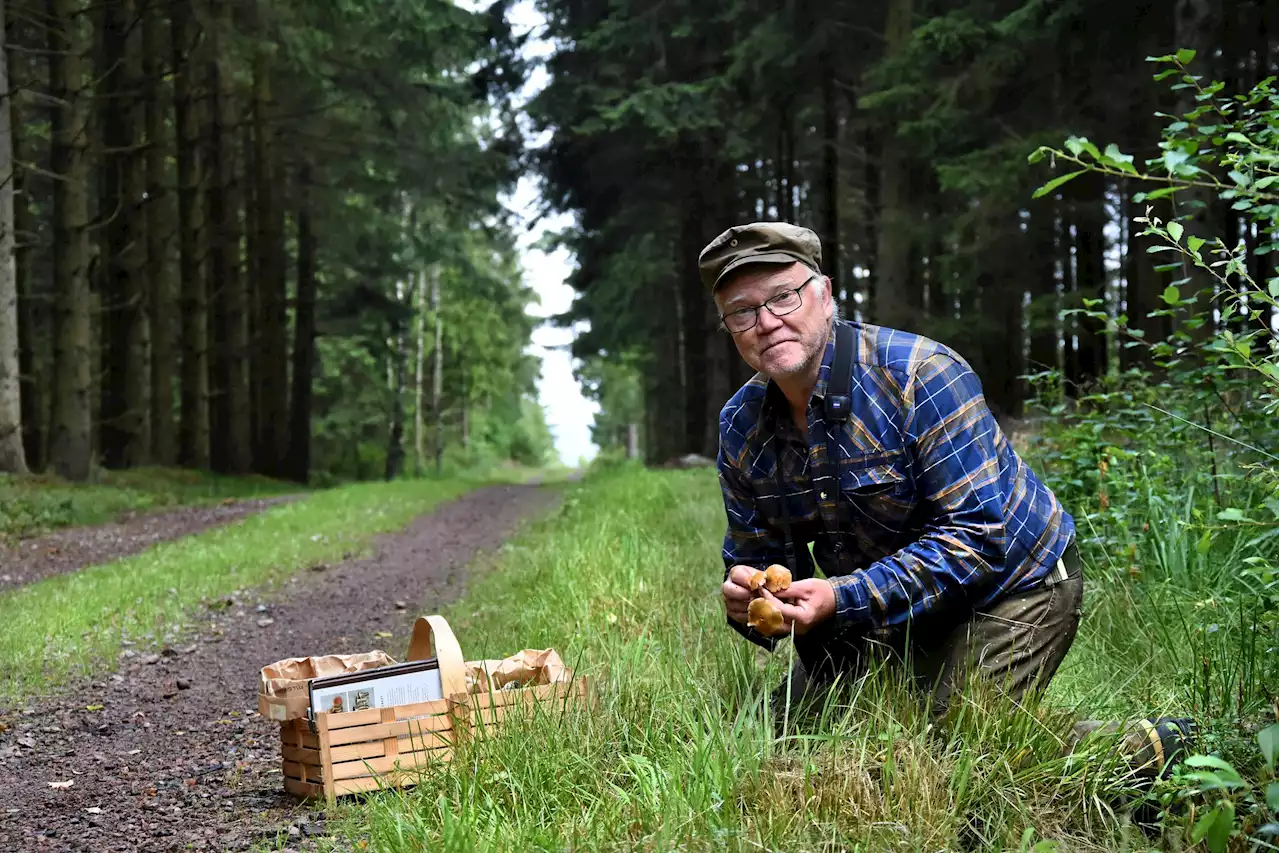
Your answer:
[0,497,303,590]
[0,483,562,852]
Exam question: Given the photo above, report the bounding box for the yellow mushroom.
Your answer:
[763,564,792,594]
[747,598,786,635]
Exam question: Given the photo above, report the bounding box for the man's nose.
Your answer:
[756,304,784,333]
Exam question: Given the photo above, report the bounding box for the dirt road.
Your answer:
[0,497,302,590]
[0,483,562,852]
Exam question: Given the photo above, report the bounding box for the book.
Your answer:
[307,658,444,724]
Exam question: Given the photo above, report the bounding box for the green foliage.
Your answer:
[251,0,542,484]
[577,350,646,457]
[322,465,1269,850]
[1027,52,1279,848]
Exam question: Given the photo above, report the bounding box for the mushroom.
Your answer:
[747,598,786,635]
[763,564,792,594]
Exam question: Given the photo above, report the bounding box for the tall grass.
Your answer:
[0,476,489,705]
[315,464,1273,852]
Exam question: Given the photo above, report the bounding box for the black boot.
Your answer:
[1067,716,1200,780]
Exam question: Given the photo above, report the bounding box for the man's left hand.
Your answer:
[760,578,836,636]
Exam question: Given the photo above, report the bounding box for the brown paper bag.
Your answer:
[464,648,571,694]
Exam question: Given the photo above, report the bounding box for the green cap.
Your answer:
[698,222,823,293]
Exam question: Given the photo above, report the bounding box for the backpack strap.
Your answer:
[822,322,854,557]
[824,322,854,424]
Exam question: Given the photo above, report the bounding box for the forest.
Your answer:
[0,0,554,486]
[540,0,1276,465]
[0,0,1276,849]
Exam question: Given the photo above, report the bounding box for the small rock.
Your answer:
[121,650,137,659]
[288,825,301,837]
[256,618,274,628]
[16,736,35,748]
[177,678,192,690]
[394,600,407,610]
[255,604,268,613]
[142,654,161,665]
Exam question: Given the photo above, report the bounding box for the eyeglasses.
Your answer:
[718,276,817,334]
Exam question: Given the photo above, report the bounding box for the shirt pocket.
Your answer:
[838,459,916,541]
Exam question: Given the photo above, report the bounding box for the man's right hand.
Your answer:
[722,564,758,625]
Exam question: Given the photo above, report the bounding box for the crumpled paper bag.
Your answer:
[464,648,571,694]
[258,650,397,721]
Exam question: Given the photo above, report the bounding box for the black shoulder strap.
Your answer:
[824,322,854,424]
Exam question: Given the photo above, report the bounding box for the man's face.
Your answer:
[714,262,833,380]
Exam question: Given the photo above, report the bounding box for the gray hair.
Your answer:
[810,273,841,323]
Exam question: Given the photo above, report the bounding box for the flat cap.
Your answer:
[698,222,823,292]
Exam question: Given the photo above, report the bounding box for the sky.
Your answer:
[500,1,601,468]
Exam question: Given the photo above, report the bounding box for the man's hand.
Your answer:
[721,565,758,625]
[765,578,836,636]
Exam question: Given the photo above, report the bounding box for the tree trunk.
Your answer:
[459,365,469,454]
[1123,188,1170,367]
[143,0,174,464]
[384,279,409,481]
[12,62,41,469]
[1173,0,1219,326]
[48,0,93,481]
[993,213,1026,419]
[0,0,25,474]
[243,120,259,456]
[97,0,150,468]
[414,268,425,476]
[873,0,913,331]
[285,164,314,484]
[172,0,209,469]
[1072,176,1108,385]
[820,54,841,298]
[252,49,287,475]
[1028,202,1060,378]
[430,266,442,475]
[678,147,707,457]
[205,0,250,472]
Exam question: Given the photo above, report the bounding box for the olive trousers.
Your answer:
[781,542,1085,715]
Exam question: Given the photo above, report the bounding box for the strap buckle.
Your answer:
[1044,557,1071,587]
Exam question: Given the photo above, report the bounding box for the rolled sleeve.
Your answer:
[831,353,1008,631]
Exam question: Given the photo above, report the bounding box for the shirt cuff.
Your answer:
[829,572,874,629]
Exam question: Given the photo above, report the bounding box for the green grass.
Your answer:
[290,463,1276,853]
[0,474,508,706]
[0,465,301,542]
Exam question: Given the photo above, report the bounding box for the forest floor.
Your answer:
[0,482,565,853]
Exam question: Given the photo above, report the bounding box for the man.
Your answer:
[707,221,1083,713]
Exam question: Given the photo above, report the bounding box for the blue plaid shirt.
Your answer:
[717,320,1075,647]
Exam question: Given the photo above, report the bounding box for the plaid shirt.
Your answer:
[717,320,1075,648]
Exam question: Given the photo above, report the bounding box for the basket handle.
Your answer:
[407,614,467,698]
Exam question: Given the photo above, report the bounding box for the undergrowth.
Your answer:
[307,464,1277,852]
